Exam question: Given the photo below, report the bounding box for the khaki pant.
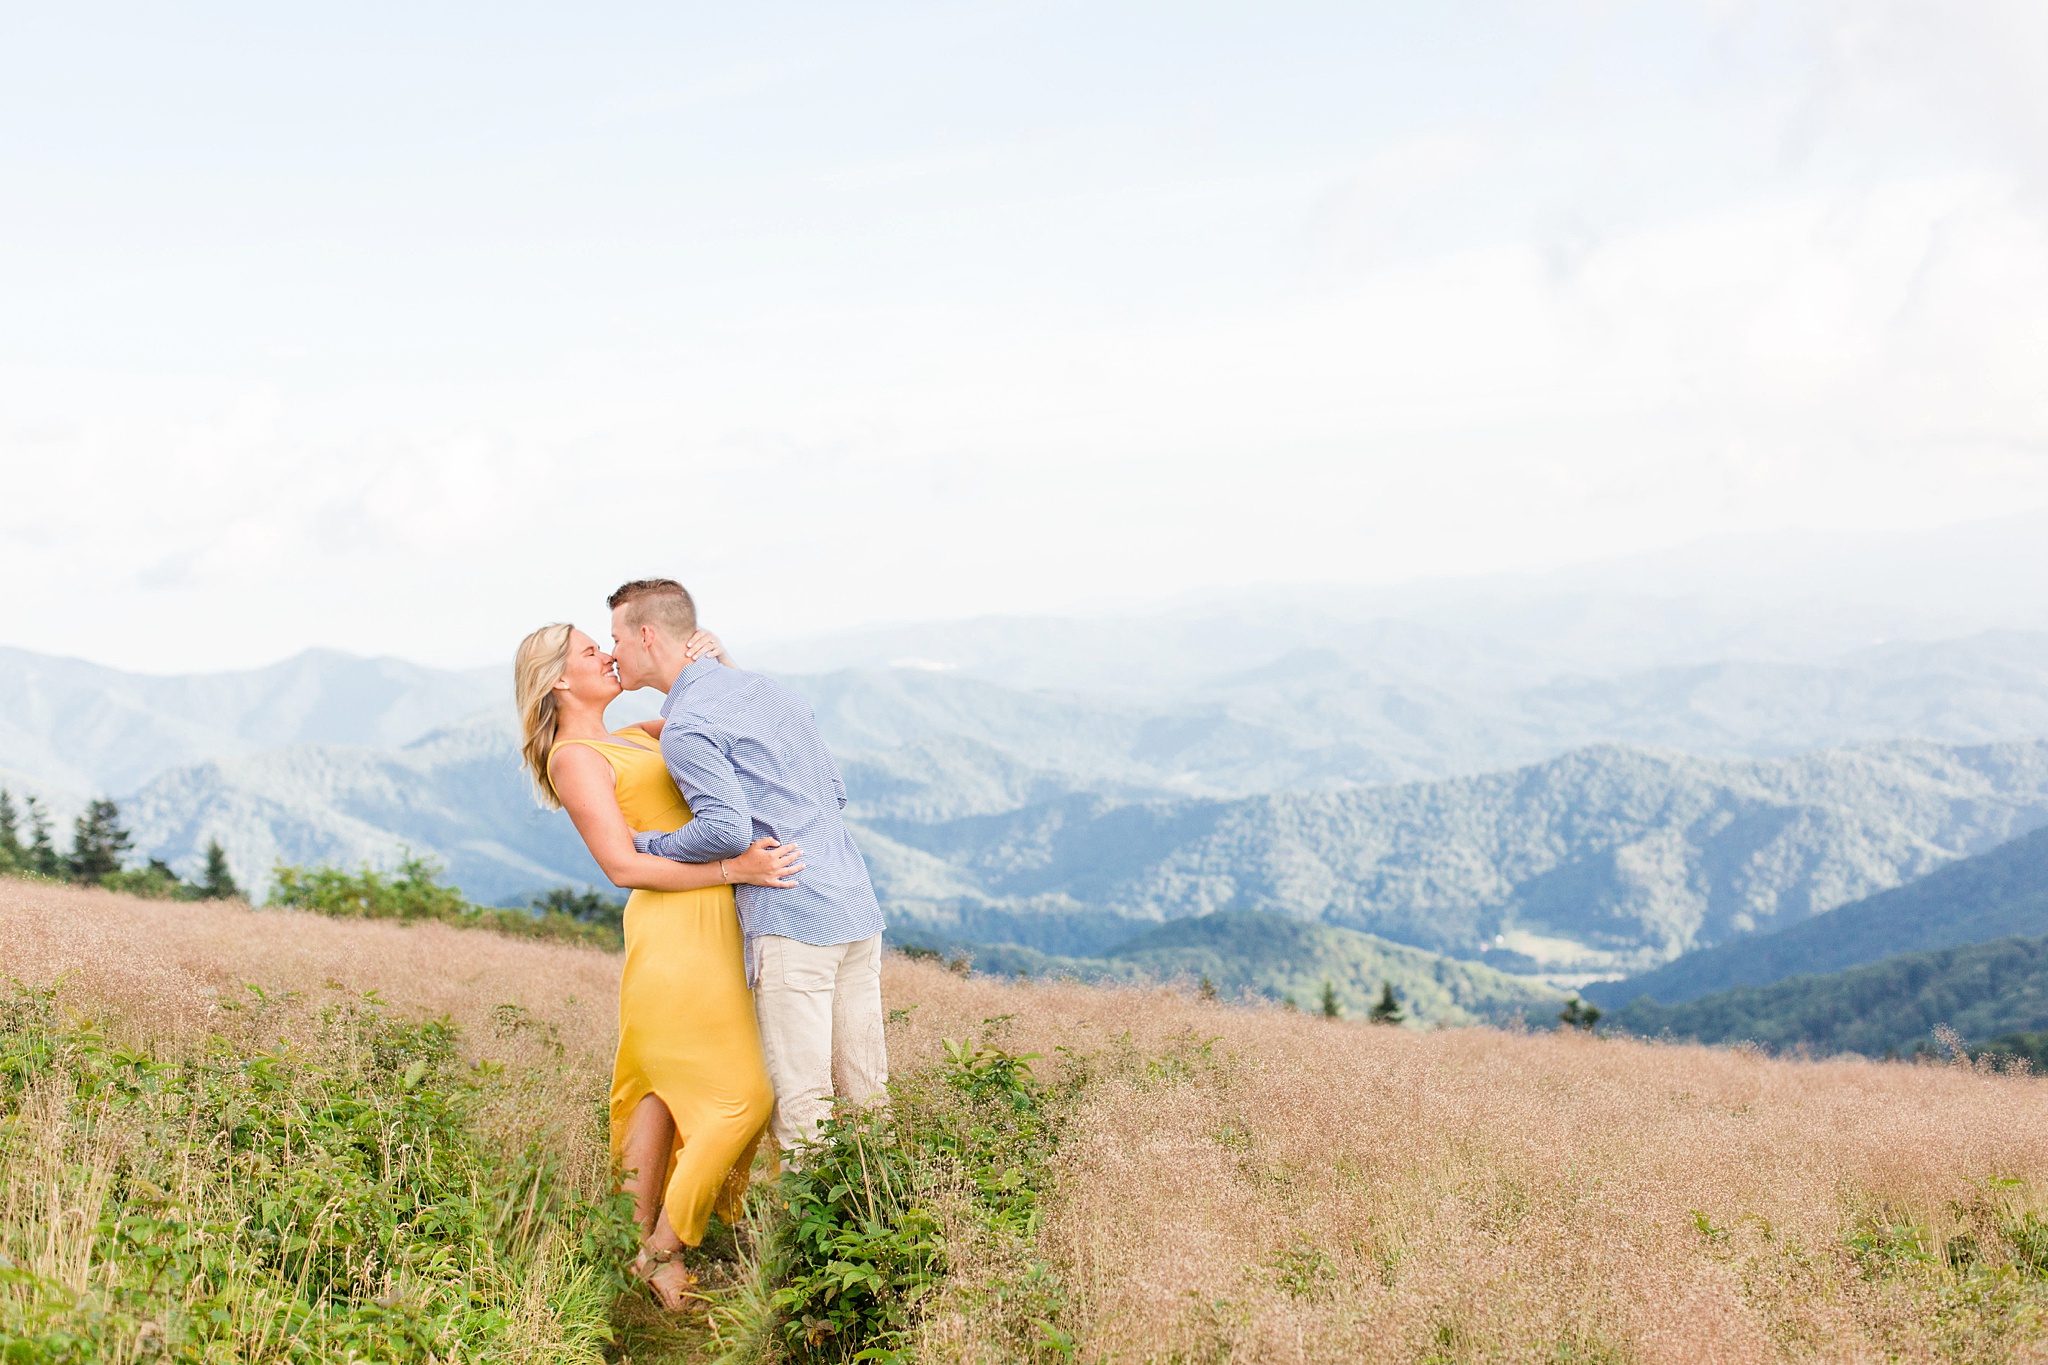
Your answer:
[751,933,889,1154]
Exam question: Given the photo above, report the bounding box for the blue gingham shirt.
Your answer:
[633,657,884,947]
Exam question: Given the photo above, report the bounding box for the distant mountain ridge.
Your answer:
[15,622,2048,808]
[863,740,2048,969]
[0,646,501,795]
[783,631,2048,799]
[116,715,601,904]
[6,617,2048,977]
[1586,824,2048,1008]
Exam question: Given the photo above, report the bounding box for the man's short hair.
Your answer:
[608,578,697,640]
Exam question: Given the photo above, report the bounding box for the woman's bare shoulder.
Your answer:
[550,738,620,775]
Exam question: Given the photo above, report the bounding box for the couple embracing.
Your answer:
[513,578,886,1308]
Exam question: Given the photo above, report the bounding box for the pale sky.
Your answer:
[3,1,2045,672]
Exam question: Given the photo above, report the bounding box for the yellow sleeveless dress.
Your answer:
[548,728,774,1245]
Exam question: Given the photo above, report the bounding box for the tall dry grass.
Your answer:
[7,880,2048,1362]
[887,972,2048,1364]
[1,878,624,1194]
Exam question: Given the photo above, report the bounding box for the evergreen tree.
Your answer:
[1197,974,1218,1002]
[0,789,19,873]
[1320,979,1343,1020]
[1369,980,1405,1026]
[1559,998,1602,1032]
[23,797,62,878]
[67,799,133,885]
[198,840,242,900]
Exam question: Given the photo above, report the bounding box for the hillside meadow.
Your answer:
[4,880,2048,1362]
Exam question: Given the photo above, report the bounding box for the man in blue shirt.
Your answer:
[608,578,888,1157]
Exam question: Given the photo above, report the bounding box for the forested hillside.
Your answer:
[30,724,2048,967]
[1589,823,2048,1008]
[955,909,1563,1025]
[1611,934,2048,1056]
[866,739,2048,969]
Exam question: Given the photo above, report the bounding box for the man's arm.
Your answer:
[635,727,754,861]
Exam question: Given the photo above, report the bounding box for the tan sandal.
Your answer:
[629,1243,702,1312]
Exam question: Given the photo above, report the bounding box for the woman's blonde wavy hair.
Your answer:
[513,623,577,809]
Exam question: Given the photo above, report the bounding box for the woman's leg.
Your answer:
[622,1092,676,1235]
[622,1094,699,1308]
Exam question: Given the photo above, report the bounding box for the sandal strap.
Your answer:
[637,1243,681,1267]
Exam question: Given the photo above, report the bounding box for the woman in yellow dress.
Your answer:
[514,623,794,1309]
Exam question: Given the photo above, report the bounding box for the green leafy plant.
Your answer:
[764,1030,1075,1362]
[1560,998,1602,1031]
[0,981,640,1362]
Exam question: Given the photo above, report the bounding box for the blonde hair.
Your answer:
[513,623,576,809]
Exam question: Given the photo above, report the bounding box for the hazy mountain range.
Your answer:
[7,549,2048,1005]
[0,645,499,796]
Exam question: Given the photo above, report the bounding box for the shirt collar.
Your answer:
[659,656,726,717]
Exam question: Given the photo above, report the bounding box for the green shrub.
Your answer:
[1560,998,1602,1031]
[0,982,639,1363]
[529,886,625,933]
[100,858,194,901]
[765,1031,1075,1363]
[269,854,621,950]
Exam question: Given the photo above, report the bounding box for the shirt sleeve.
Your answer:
[827,754,849,810]
[638,726,754,861]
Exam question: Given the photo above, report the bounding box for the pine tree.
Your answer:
[67,799,133,885]
[1319,979,1342,1020]
[1369,980,1405,1026]
[1559,998,1602,1032]
[198,840,241,900]
[23,797,62,878]
[0,789,20,873]
[1197,974,1218,1002]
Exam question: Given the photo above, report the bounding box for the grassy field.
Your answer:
[4,880,2048,1362]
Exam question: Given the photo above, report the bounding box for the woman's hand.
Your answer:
[682,629,735,668]
[727,837,803,887]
